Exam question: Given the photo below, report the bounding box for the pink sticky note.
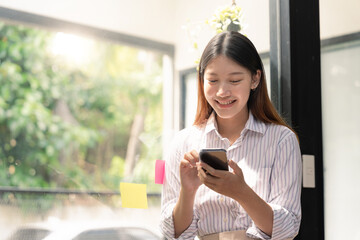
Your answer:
[155,160,165,184]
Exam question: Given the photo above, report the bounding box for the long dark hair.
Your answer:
[194,31,293,133]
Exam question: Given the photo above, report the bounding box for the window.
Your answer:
[321,33,360,240]
[0,9,172,239]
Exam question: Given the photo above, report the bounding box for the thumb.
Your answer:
[229,160,242,175]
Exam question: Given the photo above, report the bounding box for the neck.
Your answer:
[216,110,249,143]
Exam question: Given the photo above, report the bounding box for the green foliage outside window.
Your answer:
[0,21,163,200]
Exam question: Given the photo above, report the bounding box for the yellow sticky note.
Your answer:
[119,182,148,209]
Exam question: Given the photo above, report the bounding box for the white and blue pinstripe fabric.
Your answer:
[160,112,302,240]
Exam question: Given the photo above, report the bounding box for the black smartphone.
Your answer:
[199,148,228,171]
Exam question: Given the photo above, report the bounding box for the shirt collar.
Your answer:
[204,112,217,134]
[204,111,267,136]
[245,111,267,135]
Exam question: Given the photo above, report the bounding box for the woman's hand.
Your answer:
[173,150,202,237]
[197,160,274,236]
[179,150,202,193]
[196,159,247,199]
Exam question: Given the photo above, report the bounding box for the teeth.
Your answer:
[218,100,234,105]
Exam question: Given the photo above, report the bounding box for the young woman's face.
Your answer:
[203,55,259,121]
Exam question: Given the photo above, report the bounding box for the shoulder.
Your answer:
[172,125,203,143]
[166,125,203,155]
[265,123,298,146]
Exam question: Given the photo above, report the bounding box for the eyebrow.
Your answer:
[205,72,246,76]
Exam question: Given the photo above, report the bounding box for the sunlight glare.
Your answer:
[50,32,94,65]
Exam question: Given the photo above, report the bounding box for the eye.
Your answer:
[230,80,242,84]
[206,79,218,84]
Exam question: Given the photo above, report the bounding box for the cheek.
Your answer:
[231,86,251,101]
[204,84,214,98]
[238,88,251,98]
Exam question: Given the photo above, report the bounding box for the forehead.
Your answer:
[204,56,249,75]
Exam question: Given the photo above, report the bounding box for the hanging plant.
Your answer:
[206,5,244,33]
[182,2,245,65]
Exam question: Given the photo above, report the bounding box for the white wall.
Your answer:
[320,0,360,39]
[0,0,270,70]
[172,0,270,71]
[0,0,176,44]
[1,0,359,68]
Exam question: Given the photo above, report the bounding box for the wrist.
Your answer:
[232,182,251,203]
[180,186,198,198]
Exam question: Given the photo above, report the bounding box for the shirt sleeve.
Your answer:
[246,131,302,240]
[159,130,199,240]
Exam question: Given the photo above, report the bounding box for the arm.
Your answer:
[263,133,302,239]
[197,132,301,239]
[173,150,202,237]
[229,162,274,236]
[160,149,202,239]
[173,187,197,237]
[197,160,273,236]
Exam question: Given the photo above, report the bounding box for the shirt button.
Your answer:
[224,218,228,223]
[219,197,224,202]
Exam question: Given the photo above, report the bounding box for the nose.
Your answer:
[216,82,231,97]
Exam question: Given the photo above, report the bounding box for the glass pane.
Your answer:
[6,228,51,240]
[0,21,165,239]
[321,40,360,239]
[183,71,197,128]
[261,57,271,97]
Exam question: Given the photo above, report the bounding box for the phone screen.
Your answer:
[199,148,228,171]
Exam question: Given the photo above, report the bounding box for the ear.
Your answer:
[251,70,261,90]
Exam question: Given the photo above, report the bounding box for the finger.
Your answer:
[180,159,195,169]
[196,162,202,171]
[189,149,199,159]
[202,175,222,190]
[198,161,213,172]
[183,151,198,167]
[200,172,218,186]
[195,163,214,181]
[197,168,207,181]
[228,160,241,175]
[183,152,192,161]
[195,162,207,178]
[199,162,227,178]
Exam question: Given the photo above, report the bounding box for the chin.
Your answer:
[215,112,239,120]
[214,108,247,121]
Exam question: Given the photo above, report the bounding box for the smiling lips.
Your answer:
[215,99,236,108]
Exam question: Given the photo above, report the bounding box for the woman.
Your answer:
[160,31,301,240]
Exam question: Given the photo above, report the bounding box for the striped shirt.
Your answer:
[160,112,302,240]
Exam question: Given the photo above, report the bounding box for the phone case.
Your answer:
[199,148,228,171]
